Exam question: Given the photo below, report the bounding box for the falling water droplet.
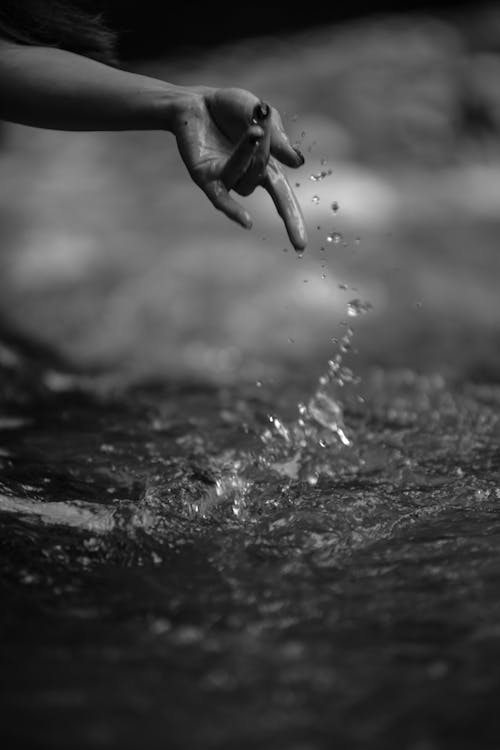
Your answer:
[320,157,327,165]
[288,337,295,344]
[297,254,303,260]
[338,283,348,290]
[282,247,288,253]
[327,232,342,244]
[321,273,327,279]
[312,195,320,204]
[331,201,339,213]
[309,170,329,182]
[355,237,361,245]
[255,380,263,388]
[347,299,373,317]
[295,182,301,188]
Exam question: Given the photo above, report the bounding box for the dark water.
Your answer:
[2,336,500,750]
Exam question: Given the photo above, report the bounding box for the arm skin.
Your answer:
[0,39,308,249]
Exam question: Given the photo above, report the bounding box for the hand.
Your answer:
[172,86,307,251]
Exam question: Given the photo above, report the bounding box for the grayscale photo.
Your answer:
[1,2,500,749]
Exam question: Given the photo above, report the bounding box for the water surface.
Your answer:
[2,347,500,750]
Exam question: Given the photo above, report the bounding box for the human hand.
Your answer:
[172,87,307,251]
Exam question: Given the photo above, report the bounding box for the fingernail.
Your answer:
[252,102,271,123]
[293,147,305,166]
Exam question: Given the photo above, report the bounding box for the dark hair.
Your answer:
[0,1,117,64]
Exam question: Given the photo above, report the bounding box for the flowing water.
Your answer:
[2,325,500,750]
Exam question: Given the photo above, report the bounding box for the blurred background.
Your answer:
[1,1,500,384]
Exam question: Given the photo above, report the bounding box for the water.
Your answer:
[2,330,500,750]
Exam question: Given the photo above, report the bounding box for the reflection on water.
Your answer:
[2,342,500,749]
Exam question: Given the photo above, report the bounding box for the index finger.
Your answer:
[262,158,308,251]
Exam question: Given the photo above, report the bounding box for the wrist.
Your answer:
[146,82,212,134]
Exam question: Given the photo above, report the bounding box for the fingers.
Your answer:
[207,87,262,142]
[221,124,263,190]
[262,158,308,251]
[269,108,305,169]
[249,102,272,179]
[204,181,253,230]
[233,101,273,196]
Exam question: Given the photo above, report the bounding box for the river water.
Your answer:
[2,333,500,750]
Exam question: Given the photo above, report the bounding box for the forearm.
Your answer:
[0,39,195,132]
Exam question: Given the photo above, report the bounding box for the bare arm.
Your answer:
[0,38,188,131]
[0,39,307,249]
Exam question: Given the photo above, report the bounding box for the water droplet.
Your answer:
[303,279,309,283]
[347,299,373,317]
[255,380,263,388]
[331,201,339,213]
[282,247,288,252]
[319,246,325,253]
[321,273,327,279]
[316,225,321,231]
[355,237,361,245]
[312,195,320,204]
[288,337,295,344]
[297,254,303,260]
[320,157,327,165]
[338,283,348,290]
[306,474,318,486]
[295,182,301,188]
[309,170,329,182]
[415,301,423,309]
[327,232,342,244]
